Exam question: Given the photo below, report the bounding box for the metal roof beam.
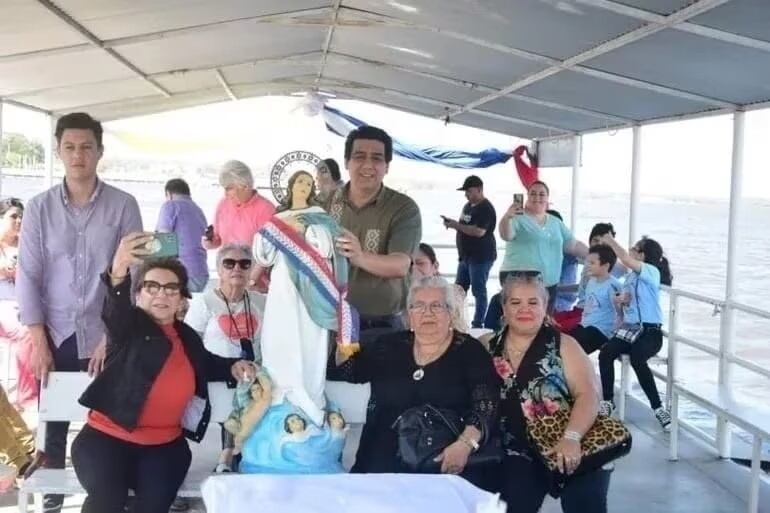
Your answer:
[0,7,334,64]
[34,0,172,98]
[450,0,736,118]
[316,0,343,87]
[0,98,52,115]
[344,6,737,110]
[332,81,572,134]
[214,70,238,101]
[575,0,770,53]
[328,52,632,124]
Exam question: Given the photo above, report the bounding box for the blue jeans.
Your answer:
[455,259,494,328]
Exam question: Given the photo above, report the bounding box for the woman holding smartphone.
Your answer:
[497,181,588,313]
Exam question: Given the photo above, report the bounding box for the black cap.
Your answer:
[457,175,483,191]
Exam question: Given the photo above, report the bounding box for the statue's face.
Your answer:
[291,173,314,203]
[328,412,345,430]
[287,415,305,433]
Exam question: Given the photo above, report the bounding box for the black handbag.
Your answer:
[391,404,502,472]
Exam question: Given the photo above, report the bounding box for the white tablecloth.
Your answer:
[201,473,504,513]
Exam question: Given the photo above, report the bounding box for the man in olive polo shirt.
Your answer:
[328,125,421,341]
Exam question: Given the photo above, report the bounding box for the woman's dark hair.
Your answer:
[55,112,103,148]
[637,237,673,286]
[276,170,318,213]
[589,222,616,241]
[344,125,393,163]
[527,180,550,195]
[133,257,192,299]
[417,242,437,265]
[164,178,191,196]
[322,158,341,182]
[0,197,24,216]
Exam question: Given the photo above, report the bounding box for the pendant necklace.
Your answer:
[413,334,451,381]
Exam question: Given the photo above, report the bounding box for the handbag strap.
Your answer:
[424,404,461,438]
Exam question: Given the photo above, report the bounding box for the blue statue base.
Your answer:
[239,400,346,474]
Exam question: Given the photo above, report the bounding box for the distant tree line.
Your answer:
[1,133,45,168]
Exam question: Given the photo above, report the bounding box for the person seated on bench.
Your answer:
[567,245,621,354]
[71,233,255,513]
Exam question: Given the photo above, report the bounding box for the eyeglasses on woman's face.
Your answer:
[408,301,450,315]
[221,258,252,270]
[141,280,182,297]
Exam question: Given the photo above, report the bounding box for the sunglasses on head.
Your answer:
[222,258,252,270]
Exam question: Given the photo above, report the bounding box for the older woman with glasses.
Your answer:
[71,233,255,513]
[185,243,265,472]
[498,181,588,313]
[328,276,499,489]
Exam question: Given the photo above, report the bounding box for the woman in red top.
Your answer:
[72,232,254,513]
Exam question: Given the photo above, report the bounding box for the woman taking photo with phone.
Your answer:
[498,181,588,313]
[71,232,255,513]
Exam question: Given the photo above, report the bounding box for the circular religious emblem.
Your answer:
[270,150,322,204]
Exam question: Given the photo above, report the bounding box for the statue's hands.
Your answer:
[285,215,306,234]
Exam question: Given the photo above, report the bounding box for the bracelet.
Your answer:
[459,435,480,452]
[563,430,582,442]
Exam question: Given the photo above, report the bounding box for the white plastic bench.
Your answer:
[668,382,770,513]
[18,372,370,513]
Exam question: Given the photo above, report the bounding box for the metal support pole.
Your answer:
[666,293,679,410]
[44,114,55,190]
[570,134,581,232]
[716,110,745,458]
[0,100,4,197]
[629,124,642,246]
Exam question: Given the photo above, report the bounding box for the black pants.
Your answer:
[71,425,191,513]
[359,314,405,345]
[598,327,664,409]
[45,334,89,511]
[498,455,611,513]
[568,325,609,355]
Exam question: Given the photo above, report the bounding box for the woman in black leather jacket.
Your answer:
[72,232,254,513]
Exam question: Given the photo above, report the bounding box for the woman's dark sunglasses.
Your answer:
[222,258,252,270]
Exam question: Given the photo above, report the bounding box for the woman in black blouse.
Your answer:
[328,276,499,488]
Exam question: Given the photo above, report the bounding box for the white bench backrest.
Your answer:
[39,372,370,425]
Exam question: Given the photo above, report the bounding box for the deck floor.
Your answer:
[1,397,768,513]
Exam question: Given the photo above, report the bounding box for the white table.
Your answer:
[201,473,503,513]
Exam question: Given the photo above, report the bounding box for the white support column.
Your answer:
[0,100,4,197]
[629,124,642,246]
[570,134,582,232]
[666,292,679,410]
[716,109,745,458]
[44,114,55,190]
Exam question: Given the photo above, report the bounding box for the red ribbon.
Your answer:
[513,145,539,189]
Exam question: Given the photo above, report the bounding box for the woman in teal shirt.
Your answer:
[498,181,588,312]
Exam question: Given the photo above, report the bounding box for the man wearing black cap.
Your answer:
[442,175,497,328]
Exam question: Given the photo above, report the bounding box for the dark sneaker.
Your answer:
[654,407,672,431]
[170,497,190,511]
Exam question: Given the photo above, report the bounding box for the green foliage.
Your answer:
[1,132,45,167]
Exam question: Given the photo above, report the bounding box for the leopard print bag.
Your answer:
[526,408,632,487]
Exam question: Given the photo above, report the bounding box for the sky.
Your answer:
[2,96,769,200]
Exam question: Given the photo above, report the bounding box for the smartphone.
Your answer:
[204,224,215,242]
[513,193,524,210]
[141,232,179,259]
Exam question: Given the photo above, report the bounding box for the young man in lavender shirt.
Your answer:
[16,112,142,512]
[157,178,209,293]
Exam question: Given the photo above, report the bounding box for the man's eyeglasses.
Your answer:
[141,280,182,297]
[408,301,450,315]
[222,258,252,270]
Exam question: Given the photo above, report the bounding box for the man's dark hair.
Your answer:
[589,222,616,241]
[589,244,617,270]
[133,257,191,299]
[55,112,104,148]
[165,178,191,196]
[322,158,341,182]
[344,126,393,164]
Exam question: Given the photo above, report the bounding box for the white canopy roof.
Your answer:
[2,0,770,139]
